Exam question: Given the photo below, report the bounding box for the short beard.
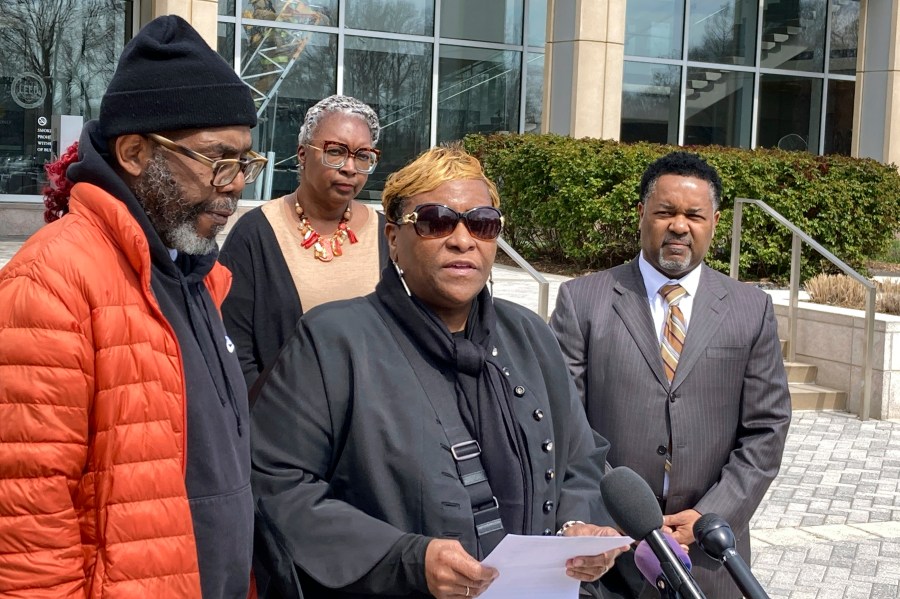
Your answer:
[657,251,692,274]
[131,151,237,255]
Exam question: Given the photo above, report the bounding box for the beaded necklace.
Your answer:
[294,198,358,262]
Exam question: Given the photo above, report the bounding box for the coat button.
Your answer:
[502,367,510,376]
[514,385,526,397]
[543,528,553,536]
[657,445,667,456]
[545,468,555,481]
[532,409,544,421]
[542,439,553,453]
[543,500,555,514]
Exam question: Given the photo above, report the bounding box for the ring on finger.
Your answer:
[465,586,470,597]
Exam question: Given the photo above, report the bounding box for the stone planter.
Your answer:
[770,295,900,419]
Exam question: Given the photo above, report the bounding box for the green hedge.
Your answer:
[463,134,900,280]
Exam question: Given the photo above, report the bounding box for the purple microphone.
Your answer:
[635,533,692,598]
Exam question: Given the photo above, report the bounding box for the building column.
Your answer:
[853,0,900,165]
[542,0,625,139]
[144,0,219,49]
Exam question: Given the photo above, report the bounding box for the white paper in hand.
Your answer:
[478,533,632,599]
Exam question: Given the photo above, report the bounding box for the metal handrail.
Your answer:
[729,198,876,421]
[497,237,550,321]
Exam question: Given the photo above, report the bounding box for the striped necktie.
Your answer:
[660,283,687,384]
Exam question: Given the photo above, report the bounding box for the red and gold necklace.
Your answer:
[294,199,358,262]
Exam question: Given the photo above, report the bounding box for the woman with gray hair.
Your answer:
[220,95,390,391]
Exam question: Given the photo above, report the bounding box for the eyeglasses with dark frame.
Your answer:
[306,140,381,174]
[393,203,504,241]
[147,133,268,187]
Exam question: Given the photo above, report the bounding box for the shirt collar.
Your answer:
[637,252,703,300]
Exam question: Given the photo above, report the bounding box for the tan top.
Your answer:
[262,196,381,312]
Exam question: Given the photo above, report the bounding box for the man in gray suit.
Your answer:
[550,151,791,598]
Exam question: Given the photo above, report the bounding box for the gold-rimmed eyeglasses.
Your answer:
[306,140,380,174]
[147,133,268,187]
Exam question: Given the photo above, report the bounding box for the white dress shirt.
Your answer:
[637,252,702,344]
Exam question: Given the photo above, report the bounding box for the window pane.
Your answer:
[621,62,681,144]
[440,0,523,45]
[757,74,822,152]
[830,0,859,75]
[824,79,854,155]
[684,68,753,147]
[524,52,544,133]
[242,0,337,27]
[437,46,522,142]
[688,0,758,66]
[625,0,684,59]
[0,0,132,196]
[219,0,234,17]
[760,0,826,72]
[217,22,235,67]
[346,0,434,36]
[344,36,433,197]
[241,27,337,199]
[527,0,548,47]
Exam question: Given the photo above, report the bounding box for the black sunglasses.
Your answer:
[395,203,504,241]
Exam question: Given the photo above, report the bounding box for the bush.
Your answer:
[805,274,900,315]
[464,134,900,280]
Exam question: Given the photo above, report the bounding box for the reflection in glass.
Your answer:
[625,0,684,59]
[757,74,822,152]
[241,27,337,199]
[437,46,522,143]
[688,0,758,66]
[344,36,433,197]
[684,68,753,147]
[621,62,681,144]
[760,0,825,72]
[219,0,234,16]
[524,53,544,133]
[0,0,131,196]
[440,0,523,45]
[830,0,859,75]
[217,23,235,68]
[527,0,548,47]
[242,0,337,27]
[824,79,854,155]
[346,0,433,36]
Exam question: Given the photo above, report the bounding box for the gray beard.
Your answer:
[131,151,237,255]
[657,248,692,274]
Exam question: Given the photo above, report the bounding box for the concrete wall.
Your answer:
[774,300,900,420]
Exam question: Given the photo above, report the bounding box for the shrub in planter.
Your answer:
[464,134,900,280]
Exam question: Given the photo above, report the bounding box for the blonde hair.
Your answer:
[382,146,500,223]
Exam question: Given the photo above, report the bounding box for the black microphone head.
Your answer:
[693,513,736,562]
[599,466,664,540]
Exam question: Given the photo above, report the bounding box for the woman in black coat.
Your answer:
[250,147,626,598]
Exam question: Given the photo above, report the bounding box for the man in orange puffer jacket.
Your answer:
[0,16,265,598]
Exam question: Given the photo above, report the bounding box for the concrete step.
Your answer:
[784,361,817,383]
[789,383,848,411]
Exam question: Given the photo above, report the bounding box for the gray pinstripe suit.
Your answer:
[551,258,791,598]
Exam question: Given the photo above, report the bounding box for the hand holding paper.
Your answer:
[478,527,632,599]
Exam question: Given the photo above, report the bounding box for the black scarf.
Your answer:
[375,264,532,536]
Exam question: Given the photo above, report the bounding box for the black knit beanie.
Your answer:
[99,15,257,138]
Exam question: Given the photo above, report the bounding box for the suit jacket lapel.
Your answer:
[671,265,729,390]
[612,260,669,389]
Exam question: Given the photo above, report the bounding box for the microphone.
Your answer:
[693,513,770,599]
[600,467,706,599]
[635,534,692,599]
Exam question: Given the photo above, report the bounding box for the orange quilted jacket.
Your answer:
[0,182,232,598]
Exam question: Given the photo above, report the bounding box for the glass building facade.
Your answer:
[0,0,860,203]
[621,0,859,154]
[216,0,547,200]
[0,0,134,197]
